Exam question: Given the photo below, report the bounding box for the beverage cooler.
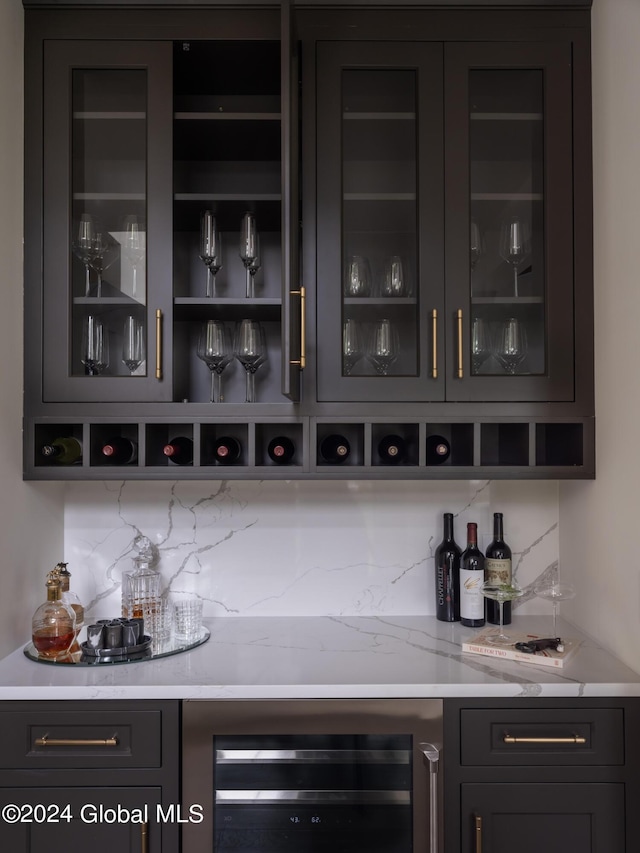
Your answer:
[182,699,443,853]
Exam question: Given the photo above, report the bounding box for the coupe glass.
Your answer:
[234,319,267,403]
[342,318,364,376]
[72,213,96,296]
[344,255,371,297]
[471,317,491,373]
[80,315,109,376]
[495,317,527,375]
[533,580,576,638]
[197,319,233,403]
[122,315,145,374]
[200,210,223,298]
[122,215,146,299]
[239,212,259,298]
[367,319,399,375]
[481,580,525,645]
[499,216,531,297]
[381,255,408,297]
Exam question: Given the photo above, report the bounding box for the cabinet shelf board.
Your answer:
[174,297,281,322]
[73,111,146,120]
[343,297,417,307]
[343,112,416,121]
[73,296,139,306]
[471,112,543,121]
[344,193,416,201]
[174,193,281,202]
[175,112,280,121]
[472,297,544,305]
[471,193,543,201]
[73,193,146,201]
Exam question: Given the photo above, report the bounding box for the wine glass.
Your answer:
[495,317,527,375]
[344,255,371,297]
[533,580,576,639]
[239,212,259,298]
[88,229,118,298]
[247,233,261,295]
[481,580,525,645]
[381,255,408,297]
[499,216,531,297]
[197,320,233,403]
[200,210,223,298]
[122,214,146,299]
[471,317,491,373]
[367,319,399,375]
[72,213,96,296]
[470,220,484,272]
[80,315,109,376]
[342,318,364,376]
[234,319,267,403]
[122,315,145,374]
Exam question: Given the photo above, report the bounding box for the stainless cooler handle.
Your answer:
[420,741,442,853]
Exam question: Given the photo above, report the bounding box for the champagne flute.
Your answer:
[80,314,109,376]
[122,214,145,299]
[344,255,371,297]
[471,317,491,373]
[481,580,524,645]
[367,319,399,375]
[122,315,145,374]
[533,580,576,639]
[72,213,96,296]
[381,255,407,297]
[499,216,530,297]
[495,317,527,375]
[234,319,267,403]
[342,318,364,376]
[239,212,259,298]
[197,320,233,403]
[200,210,223,298]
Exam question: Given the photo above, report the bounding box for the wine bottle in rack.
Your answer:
[40,436,82,465]
[319,434,351,464]
[434,512,461,622]
[211,436,242,465]
[163,436,194,466]
[460,522,485,627]
[485,512,513,625]
[100,436,138,465]
[267,436,296,465]
[426,434,451,465]
[377,434,406,464]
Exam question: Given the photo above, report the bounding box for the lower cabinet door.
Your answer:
[0,787,161,851]
[461,783,625,853]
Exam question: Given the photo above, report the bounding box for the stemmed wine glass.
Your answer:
[72,213,96,296]
[495,317,527,375]
[481,580,525,645]
[234,319,267,403]
[381,256,408,297]
[122,215,145,299]
[88,229,118,298]
[500,216,531,297]
[533,579,576,639]
[342,318,364,376]
[367,319,399,375]
[197,320,233,403]
[200,210,223,298]
[471,317,491,374]
[239,212,259,298]
[81,314,109,376]
[470,220,484,272]
[122,315,145,374]
[344,255,371,297]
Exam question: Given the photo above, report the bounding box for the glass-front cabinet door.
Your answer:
[444,42,574,402]
[316,42,444,403]
[43,41,173,402]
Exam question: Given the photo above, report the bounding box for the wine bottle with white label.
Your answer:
[485,512,513,625]
[460,522,485,627]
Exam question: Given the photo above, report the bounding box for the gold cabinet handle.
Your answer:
[474,814,482,853]
[456,308,463,378]
[503,733,586,744]
[155,309,163,379]
[35,734,118,747]
[141,821,149,853]
[289,285,306,369]
[431,309,438,379]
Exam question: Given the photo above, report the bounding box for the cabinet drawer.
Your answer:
[460,707,624,766]
[0,709,162,769]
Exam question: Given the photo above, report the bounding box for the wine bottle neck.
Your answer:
[443,513,454,540]
[466,523,478,547]
[493,513,504,539]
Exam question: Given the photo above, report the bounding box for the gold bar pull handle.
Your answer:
[474,814,482,853]
[431,309,438,379]
[456,309,463,378]
[35,734,118,747]
[503,733,586,744]
[141,821,149,853]
[155,309,163,380]
[289,285,306,369]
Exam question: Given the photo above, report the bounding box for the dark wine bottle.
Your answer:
[319,434,351,464]
[163,436,194,466]
[460,522,485,627]
[434,512,461,622]
[212,436,242,464]
[377,434,406,464]
[426,435,451,465]
[485,512,513,625]
[267,436,295,464]
[101,436,138,465]
[41,436,82,465]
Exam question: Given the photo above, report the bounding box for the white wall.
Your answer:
[0,0,64,658]
[559,0,640,671]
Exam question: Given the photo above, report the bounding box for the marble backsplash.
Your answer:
[62,478,559,620]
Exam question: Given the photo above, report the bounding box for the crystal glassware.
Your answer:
[81,314,109,376]
[197,319,233,403]
[471,317,491,373]
[31,568,76,661]
[234,319,267,403]
[470,219,484,272]
[344,255,371,297]
[200,210,223,298]
[499,216,531,297]
[342,318,364,376]
[72,213,96,297]
[381,255,408,297]
[239,212,259,298]
[533,580,576,638]
[122,315,145,374]
[495,317,527,375]
[122,214,146,299]
[87,228,118,297]
[367,319,399,375]
[481,580,525,645]
[121,536,163,633]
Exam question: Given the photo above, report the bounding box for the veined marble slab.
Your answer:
[1,616,638,700]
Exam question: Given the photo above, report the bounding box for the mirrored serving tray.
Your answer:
[23,627,210,666]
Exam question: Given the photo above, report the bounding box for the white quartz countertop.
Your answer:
[0,616,639,700]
